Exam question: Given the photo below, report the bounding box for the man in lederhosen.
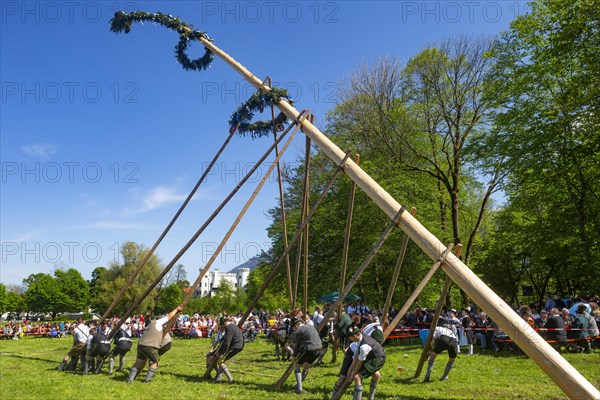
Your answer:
[289,317,323,394]
[126,305,182,383]
[212,316,244,383]
[106,322,133,374]
[424,317,459,382]
[332,324,386,400]
[57,318,90,371]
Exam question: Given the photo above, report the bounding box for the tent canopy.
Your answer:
[317,291,361,304]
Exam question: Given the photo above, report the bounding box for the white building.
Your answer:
[196,267,250,297]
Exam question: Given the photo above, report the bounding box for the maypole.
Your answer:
[109,11,599,400]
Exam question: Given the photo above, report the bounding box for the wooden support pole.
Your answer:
[414,244,463,378]
[337,154,360,319]
[293,231,303,307]
[118,23,599,399]
[275,207,405,389]
[330,352,361,400]
[99,130,236,325]
[227,369,279,379]
[107,118,296,341]
[383,244,454,340]
[302,135,311,315]
[178,117,300,325]
[270,102,294,311]
[381,207,416,330]
[237,151,352,330]
[332,154,359,364]
[189,120,300,379]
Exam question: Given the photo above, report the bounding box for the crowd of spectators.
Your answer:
[2,294,597,355]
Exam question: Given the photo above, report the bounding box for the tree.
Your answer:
[334,37,502,264]
[484,0,600,293]
[213,279,235,313]
[5,291,27,314]
[94,242,162,316]
[245,263,289,311]
[54,268,90,312]
[89,266,107,310]
[262,38,501,310]
[23,273,65,316]
[0,283,6,314]
[154,283,182,314]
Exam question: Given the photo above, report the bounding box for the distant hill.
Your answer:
[228,254,265,274]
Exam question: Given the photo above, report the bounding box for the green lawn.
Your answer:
[0,335,598,399]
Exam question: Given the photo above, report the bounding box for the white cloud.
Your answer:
[21,143,58,159]
[136,186,188,213]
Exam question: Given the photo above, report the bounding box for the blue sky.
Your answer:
[0,1,526,286]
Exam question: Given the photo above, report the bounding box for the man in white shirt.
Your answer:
[424,317,459,382]
[332,324,386,400]
[57,318,90,371]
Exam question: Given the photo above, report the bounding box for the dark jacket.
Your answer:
[293,324,323,355]
[544,315,567,343]
[336,313,352,339]
[572,314,589,339]
[113,328,133,350]
[220,323,244,354]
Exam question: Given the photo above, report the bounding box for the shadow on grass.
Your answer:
[241,380,333,398]
[2,353,57,365]
[162,371,205,383]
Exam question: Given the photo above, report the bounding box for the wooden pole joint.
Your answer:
[391,205,407,227]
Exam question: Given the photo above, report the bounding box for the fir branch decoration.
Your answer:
[110,11,214,71]
[229,88,292,138]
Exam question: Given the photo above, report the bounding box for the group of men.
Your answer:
[53,305,454,399]
[56,307,175,382]
[56,317,132,375]
[264,307,387,399]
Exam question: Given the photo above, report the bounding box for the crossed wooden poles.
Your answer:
[104,15,598,400]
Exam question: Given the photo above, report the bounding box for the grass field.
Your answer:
[0,335,598,399]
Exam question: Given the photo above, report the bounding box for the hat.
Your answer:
[346,324,360,336]
[437,317,449,327]
[219,316,227,325]
[290,317,302,326]
[449,309,457,314]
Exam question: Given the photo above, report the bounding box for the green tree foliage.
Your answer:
[0,283,6,314]
[5,291,27,314]
[54,268,90,312]
[21,268,90,316]
[245,262,290,311]
[264,148,452,310]
[94,242,162,316]
[262,37,499,310]
[161,263,189,289]
[481,0,600,294]
[213,279,235,313]
[155,283,182,314]
[89,266,107,310]
[23,273,65,316]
